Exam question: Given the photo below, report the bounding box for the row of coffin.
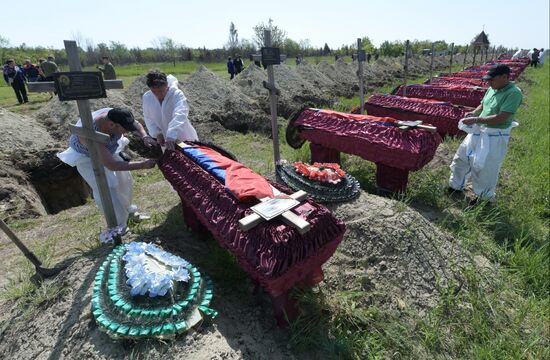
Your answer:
[292,57,530,192]
[363,57,530,136]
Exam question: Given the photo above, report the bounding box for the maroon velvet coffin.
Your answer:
[439,70,520,80]
[158,148,346,325]
[394,84,485,107]
[294,109,442,192]
[428,77,488,88]
[364,94,473,137]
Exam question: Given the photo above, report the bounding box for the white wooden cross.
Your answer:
[238,188,310,234]
[28,40,124,244]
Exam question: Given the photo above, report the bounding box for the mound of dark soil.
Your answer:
[235,63,334,118]
[316,61,358,97]
[324,192,473,310]
[183,66,271,134]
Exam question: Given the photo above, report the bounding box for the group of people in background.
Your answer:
[512,48,548,68]
[2,55,58,104]
[226,55,244,79]
[2,55,116,105]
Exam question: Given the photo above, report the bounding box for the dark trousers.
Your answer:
[229,72,235,79]
[11,81,28,103]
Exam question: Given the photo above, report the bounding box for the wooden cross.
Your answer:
[28,40,124,243]
[403,40,410,97]
[449,43,455,73]
[429,43,435,84]
[263,29,281,168]
[357,38,365,114]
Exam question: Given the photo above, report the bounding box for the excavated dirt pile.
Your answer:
[235,63,334,118]
[0,108,88,221]
[183,66,272,133]
[316,60,359,97]
[325,192,473,310]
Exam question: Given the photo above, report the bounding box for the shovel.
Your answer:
[0,219,66,279]
[394,120,437,133]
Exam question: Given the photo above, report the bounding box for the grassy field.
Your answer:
[1,59,548,359]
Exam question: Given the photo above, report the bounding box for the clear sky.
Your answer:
[2,0,548,50]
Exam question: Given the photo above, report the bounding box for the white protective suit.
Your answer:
[57,108,134,228]
[511,49,522,60]
[449,119,518,199]
[142,75,198,146]
[538,49,549,65]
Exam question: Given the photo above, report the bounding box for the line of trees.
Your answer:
[0,23,512,67]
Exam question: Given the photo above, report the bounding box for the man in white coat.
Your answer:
[142,70,198,151]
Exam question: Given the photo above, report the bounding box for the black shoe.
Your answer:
[446,186,463,195]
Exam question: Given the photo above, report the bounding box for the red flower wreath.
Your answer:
[292,162,346,184]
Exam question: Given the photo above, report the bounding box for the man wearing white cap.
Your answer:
[448,64,522,203]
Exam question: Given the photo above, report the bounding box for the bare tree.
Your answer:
[253,19,287,48]
[226,22,239,50]
[152,36,178,65]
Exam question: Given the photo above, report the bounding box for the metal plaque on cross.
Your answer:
[261,47,281,67]
[54,72,107,101]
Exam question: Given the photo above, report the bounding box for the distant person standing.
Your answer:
[37,58,46,80]
[539,48,548,66]
[40,55,58,81]
[227,57,235,80]
[234,55,244,75]
[530,48,540,68]
[3,59,28,104]
[97,56,116,80]
[22,59,40,82]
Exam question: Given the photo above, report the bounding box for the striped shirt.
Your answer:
[69,108,121,156]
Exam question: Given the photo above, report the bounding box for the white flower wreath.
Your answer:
[122,242,190,297]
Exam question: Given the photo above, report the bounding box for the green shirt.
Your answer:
[99,63,116,80]
[41,61,58,78]
[480,82,523,129]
